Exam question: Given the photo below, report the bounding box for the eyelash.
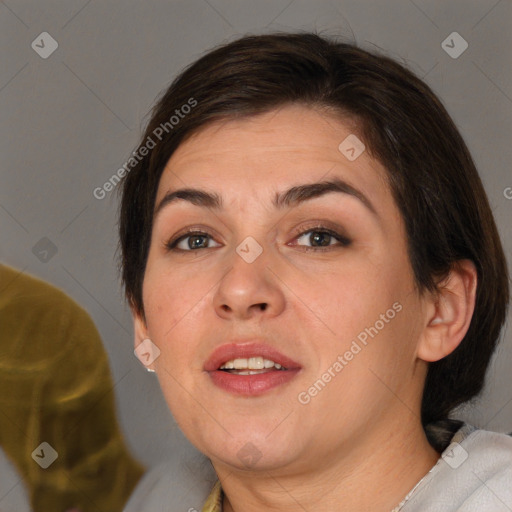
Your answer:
[165,224,352,253]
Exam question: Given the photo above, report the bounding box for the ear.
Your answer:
[133,307,149,345]
[132,307,157,372]
[417,260,477,362]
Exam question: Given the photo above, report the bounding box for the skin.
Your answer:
[133,104,477,511]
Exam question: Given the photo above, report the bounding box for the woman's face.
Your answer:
[135,104,431,474]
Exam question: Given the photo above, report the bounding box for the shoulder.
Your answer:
[0,264,102,359]
[0,446,31,512]
[0,263,91,321]
[404,424,512,511]
[123,457,217,512]
[461,425,512,465]
[0,264,111,405]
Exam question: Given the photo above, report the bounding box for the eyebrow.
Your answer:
[154,177,378,218]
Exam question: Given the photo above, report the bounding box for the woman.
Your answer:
[119,32,511,511]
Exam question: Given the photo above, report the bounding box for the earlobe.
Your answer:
[417,260,477,363]
[132,308,158,373]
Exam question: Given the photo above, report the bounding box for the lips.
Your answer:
[204,342,301,372]
[204,341,302,396]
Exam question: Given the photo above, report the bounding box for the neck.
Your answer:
[216,419,441,512]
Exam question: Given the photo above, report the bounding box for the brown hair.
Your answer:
[117,32,509,450]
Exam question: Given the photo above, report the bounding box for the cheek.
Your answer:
[288,257,398,343]
[299,263,416,395]
[143,260,207,336]
[307,305,417,418]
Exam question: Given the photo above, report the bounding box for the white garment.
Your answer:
[124,424,512,512]
[401,424,512,511]
[0,447,31,512]
[123,453,216,512]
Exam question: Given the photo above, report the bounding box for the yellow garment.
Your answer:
[202,480,223,512]
[0,264,145,511]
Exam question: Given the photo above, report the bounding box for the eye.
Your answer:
[165,224,351,253]
[290,225,352,252]
[166,230,221,252]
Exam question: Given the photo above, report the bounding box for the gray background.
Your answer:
[1,0,511,503]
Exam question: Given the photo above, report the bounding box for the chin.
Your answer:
[201,427,304,472]
[211,445,298,473]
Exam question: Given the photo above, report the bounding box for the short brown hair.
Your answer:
[118,32,509,448]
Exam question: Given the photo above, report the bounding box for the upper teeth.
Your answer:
[220,357,283,370]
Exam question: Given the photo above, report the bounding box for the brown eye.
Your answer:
[292,226,352,251]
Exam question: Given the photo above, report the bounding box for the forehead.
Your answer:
[156,104,391,215]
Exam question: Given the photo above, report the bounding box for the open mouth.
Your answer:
[205,342,301,395]
[219,356,287,375]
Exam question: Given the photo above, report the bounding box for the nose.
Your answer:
[213,243,286,321]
